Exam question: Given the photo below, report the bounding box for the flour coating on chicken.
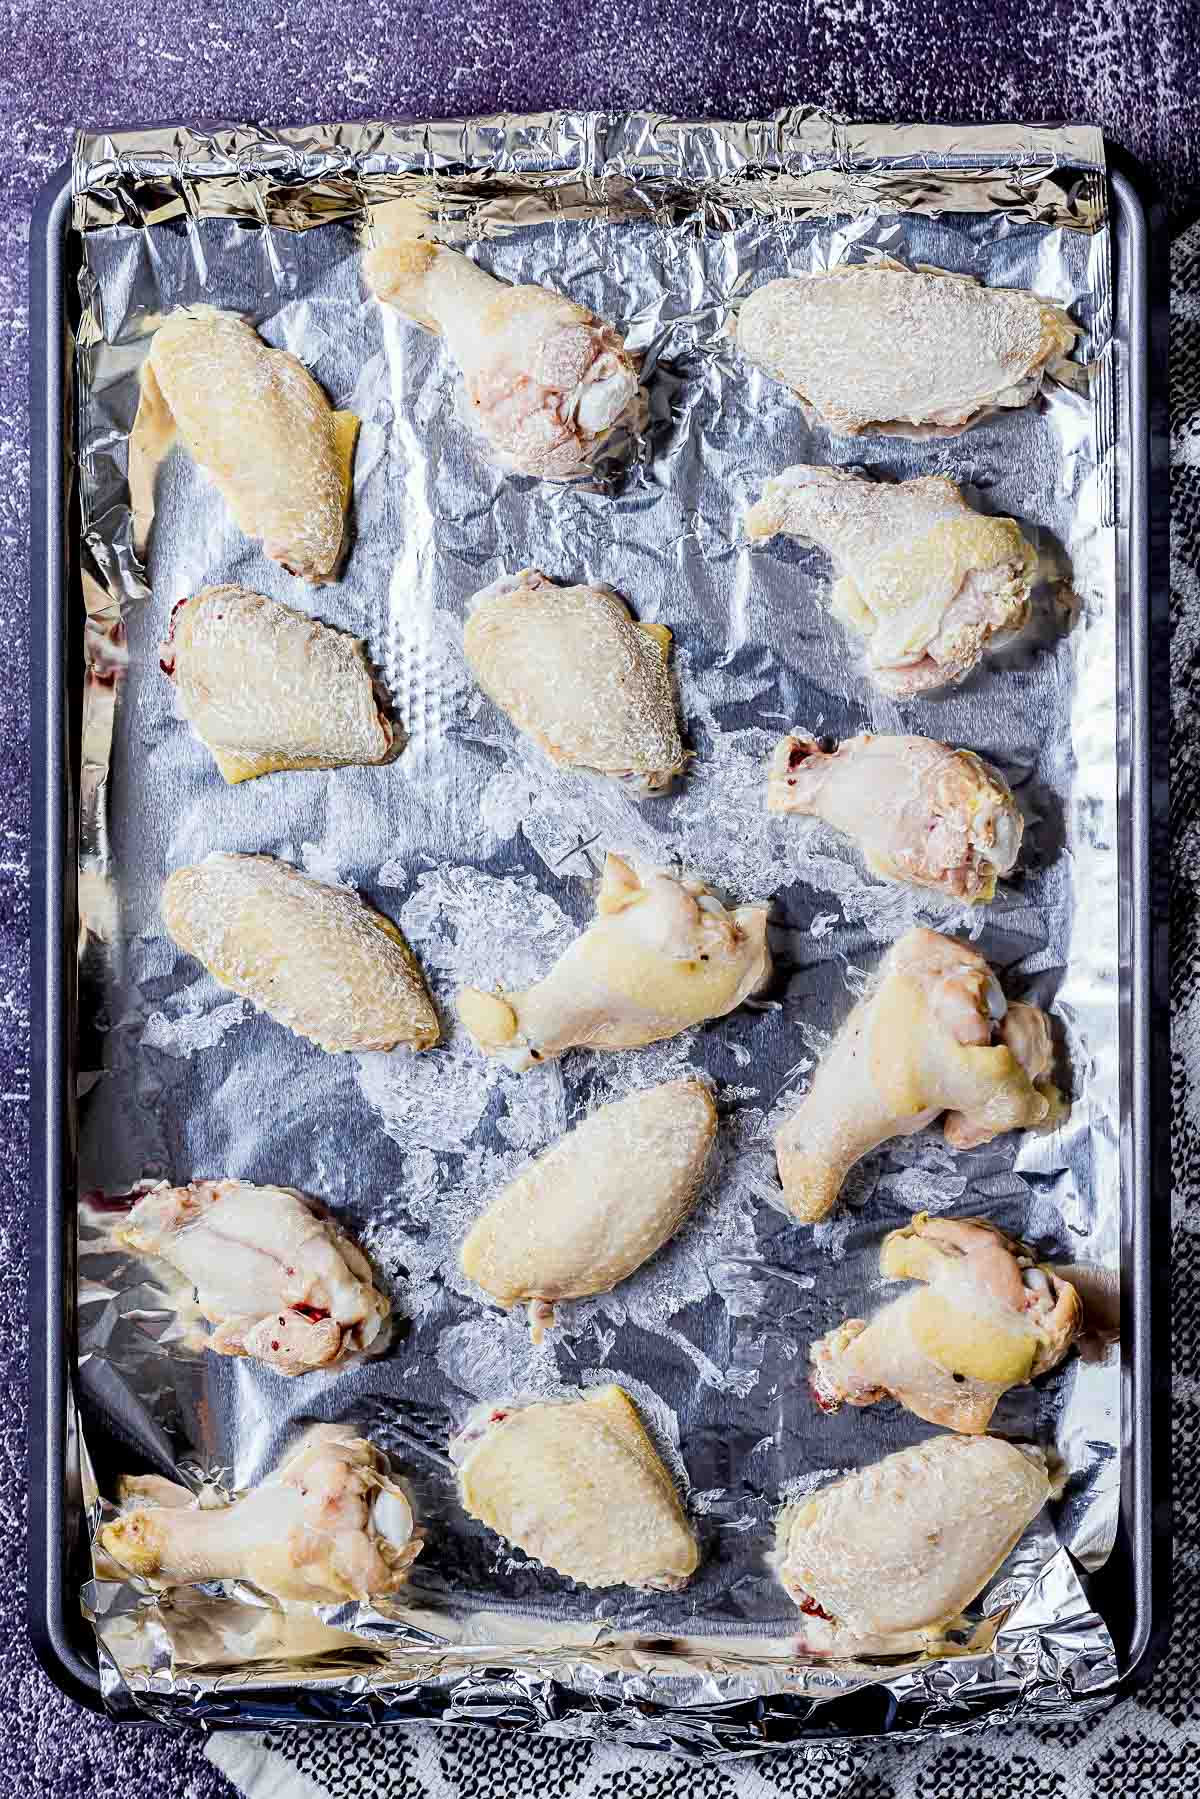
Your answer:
[464,569,683,791]
[748,466,1037,694]
[736,261,1076,434]
[365,203,642,479]
[162,854,438,1053]
[451,1386,698,1590]
[162,585,394,782]
[461,1080,716,1337]
[456,852,771,1071]
[129,306,358,582]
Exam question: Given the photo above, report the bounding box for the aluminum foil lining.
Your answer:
[67,113,1122,1747]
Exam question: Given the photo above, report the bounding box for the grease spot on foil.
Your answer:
[141,994,250,1057]
[779,1467,846,1505]
[437,1314,560,1400]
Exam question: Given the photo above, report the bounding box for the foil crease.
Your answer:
[66,112,1121,1748]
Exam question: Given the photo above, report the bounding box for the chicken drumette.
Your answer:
[768,731,1022,903]
[457,853,770,1072]
[811,1212,1082,1433]
[776,927,1064,1223]
[116,1179,390,1377]
[747,465,1037,695]
[100,1428,420,1605]
[364,202,642,479]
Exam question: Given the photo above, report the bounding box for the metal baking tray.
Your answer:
[27,136,1171,1737]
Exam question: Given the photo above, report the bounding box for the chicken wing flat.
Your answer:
[461,1079,716,1339]
[811,1212,1082,1433]
[464,569,683,792]
[451,1386,698,1591]
[100,1427,420,1604]
[768,731,1022,903]
[776,927,1064,1223]
[775,1433,1049,1647]
[736,261,1076,435]
[162,854,438,1053]
[747,466,1037,695]
[364,202,642,479]
[457,852,771,1071]
[163,585,395,783]
[129,306,358,583]
[116,1179,391,1376]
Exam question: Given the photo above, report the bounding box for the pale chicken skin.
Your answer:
[747,466,1037,695]
[163,585,395,783]
[776,927,1064,1223]
[775,1434,1050,1651]
[129,306,358,583]
[364,202,642,479]
[768,732,1023,903]
[452,1386,698,1591]
[162,854,439,1053]
[461,1080,716,1339]
[100,1427,420,1605]
[116,1179,391,1377]
[811,1213,1083,1433]
[457,853,771,1072]
[735,261,1076,435]
[464,569,683,792]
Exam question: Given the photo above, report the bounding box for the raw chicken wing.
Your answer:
[811,1212,1082,1433]
[747,466,1037,694]
[452,1386,698,1590]
[775,1433,1049,1649]
[100,1427,420,1604]
[736,261,1076,434]
[365,202,642,478]
[461,1080,716,1338]
[129,306,358,583]
[768,731,1022,903]
[163,585,395,783]
[464,569,683,792]
[776,927,1063,1222]
[163,854,439,1053]
[457,853,770,1071]
[116,1179,390,1376]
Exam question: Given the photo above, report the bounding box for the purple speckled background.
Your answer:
[4,3,1198,1792]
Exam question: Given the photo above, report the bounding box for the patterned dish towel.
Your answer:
[205,217,1194,1799]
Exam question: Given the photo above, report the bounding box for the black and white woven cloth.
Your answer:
[205,221,1196,1799]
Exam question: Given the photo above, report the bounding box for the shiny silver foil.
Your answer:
[67,114,1121,1746]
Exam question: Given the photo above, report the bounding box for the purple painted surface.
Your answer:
[3,2,1197,1791]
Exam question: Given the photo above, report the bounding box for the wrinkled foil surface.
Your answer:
[67,114,1122,1747]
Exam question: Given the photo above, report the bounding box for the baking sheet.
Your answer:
[67,114,1121,1741]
